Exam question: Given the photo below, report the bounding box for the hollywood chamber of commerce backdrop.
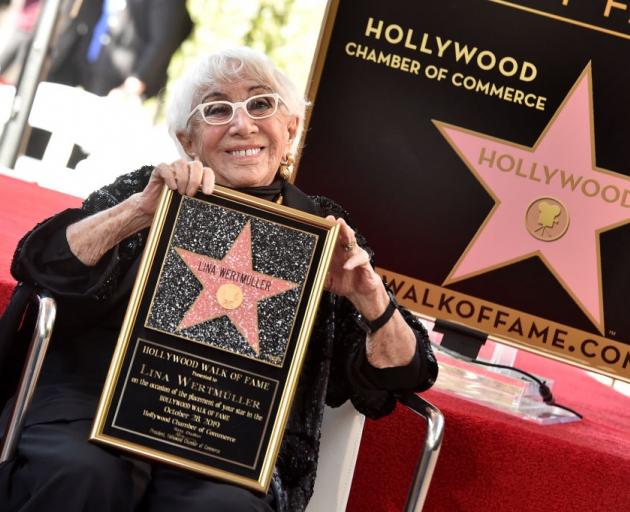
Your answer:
[295,0,630,381]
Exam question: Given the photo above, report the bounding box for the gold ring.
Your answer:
[343,241,356,252]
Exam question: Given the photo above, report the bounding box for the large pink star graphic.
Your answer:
[435,64,630,333]
[174,222,298,353]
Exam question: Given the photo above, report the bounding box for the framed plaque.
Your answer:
[91,185,339,493]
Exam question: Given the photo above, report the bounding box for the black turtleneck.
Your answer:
[236,177,284,202]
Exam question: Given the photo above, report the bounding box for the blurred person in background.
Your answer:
[47,0,193,98]
[0,0,41,84]
[26,0,193,165]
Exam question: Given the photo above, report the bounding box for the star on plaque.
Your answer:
[435,64,630,333]
[174,222,299,353]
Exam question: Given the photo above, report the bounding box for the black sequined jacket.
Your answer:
[9,166,438,512]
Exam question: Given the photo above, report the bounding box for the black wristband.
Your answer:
[356,288,398,335]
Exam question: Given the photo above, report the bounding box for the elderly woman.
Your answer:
[0,48,437,512]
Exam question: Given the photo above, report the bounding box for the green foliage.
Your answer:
[243,0,295,56]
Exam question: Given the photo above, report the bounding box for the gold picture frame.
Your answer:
[91,185,339,493]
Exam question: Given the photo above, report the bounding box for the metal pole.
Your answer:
[0,292,56,463]
[0,0,66,168]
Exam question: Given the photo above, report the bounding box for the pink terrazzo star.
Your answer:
[174,222,298,353]
[435,64,630,332]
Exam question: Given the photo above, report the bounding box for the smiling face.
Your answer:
[177,79,297,188]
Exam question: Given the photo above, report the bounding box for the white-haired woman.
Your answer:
[0,48,437,512]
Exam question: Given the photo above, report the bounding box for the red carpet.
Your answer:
[0,174,81,310]
[347,351,630,512]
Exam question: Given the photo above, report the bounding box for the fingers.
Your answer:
[201,164,215,195]
[327,216,357,254]
[173,159,190,194]
[342,248,370,270]
[337,217,356,250]
[186,159,203,196]
[154,159,215,197]
[154,163,177,190]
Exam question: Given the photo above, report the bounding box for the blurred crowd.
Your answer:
[0,0,193,166]
[1,0,192,96]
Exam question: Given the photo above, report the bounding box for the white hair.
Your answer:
[166,47,307,157]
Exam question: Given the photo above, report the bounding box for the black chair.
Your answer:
[0,287,444,511]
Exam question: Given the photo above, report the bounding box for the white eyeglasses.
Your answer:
[186,93,286,126]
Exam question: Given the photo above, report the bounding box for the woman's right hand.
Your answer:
[137,158,216,216]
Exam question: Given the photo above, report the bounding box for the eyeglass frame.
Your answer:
[185,92,287,126]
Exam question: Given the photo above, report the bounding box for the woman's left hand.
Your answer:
[325,216,417,368]
[324,216,381,301]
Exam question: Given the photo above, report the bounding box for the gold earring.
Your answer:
[279,153,295,180]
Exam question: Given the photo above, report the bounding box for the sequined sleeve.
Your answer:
[10,166,154,304]
[80,165,154,270]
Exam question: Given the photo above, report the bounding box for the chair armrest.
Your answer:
[0,290,56,462]
[398,392,445,512]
